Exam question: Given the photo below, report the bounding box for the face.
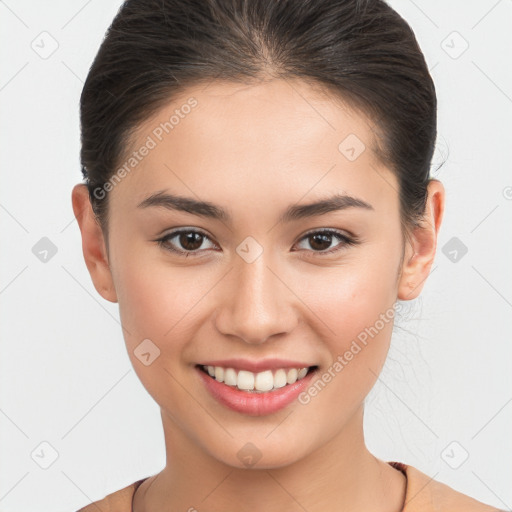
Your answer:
[84,78,417,468]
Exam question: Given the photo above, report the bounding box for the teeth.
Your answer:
[255,370,273,391]
[286,368,298,384]
[297,368,308,379]
[202,365,312,392]
[238,370,255,390]
[273,369,287,389]
[224,368,237,386]
[214,366,224,382]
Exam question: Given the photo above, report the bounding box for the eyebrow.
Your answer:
[137,190,374,223]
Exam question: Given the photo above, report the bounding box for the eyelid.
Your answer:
[154,227,360,257]
[154,227,218,254]
[299,226,355,240]
[293,228,359,254]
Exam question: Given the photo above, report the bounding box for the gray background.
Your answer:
[0,0,511,510]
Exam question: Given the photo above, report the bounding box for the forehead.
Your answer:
[110,78,398,218]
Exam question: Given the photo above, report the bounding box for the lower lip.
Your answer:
[195,366,318,416]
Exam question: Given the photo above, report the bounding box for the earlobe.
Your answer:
[397,179,445,301]
[71,184,118,303]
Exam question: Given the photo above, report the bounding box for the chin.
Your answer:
[205,432,314,470]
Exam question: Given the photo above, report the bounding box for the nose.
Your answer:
[214,251,299,345]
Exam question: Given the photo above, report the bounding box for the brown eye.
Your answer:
[308,232,334,251]
[294,229,359,255]
[176,231,204,251]
[156,229,217,256]
[155,228,359,258]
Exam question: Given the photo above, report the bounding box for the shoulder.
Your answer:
[76,477,149,512]
[75,466,505,512]
[389,461,505,512]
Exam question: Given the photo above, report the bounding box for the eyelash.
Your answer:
[155,228,360,258]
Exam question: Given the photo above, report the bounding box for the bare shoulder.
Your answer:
[76,478,149,512]
[403,464,504,512]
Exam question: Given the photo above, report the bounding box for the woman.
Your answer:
[72,0,503,510]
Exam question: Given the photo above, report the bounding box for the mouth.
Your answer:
[195,364,319,393]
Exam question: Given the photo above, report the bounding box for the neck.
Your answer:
[134,404,406,512]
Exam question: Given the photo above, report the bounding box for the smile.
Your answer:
[195,363,319,416]
[198,364,317,393]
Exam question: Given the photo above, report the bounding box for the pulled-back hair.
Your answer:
[80,0,441,242]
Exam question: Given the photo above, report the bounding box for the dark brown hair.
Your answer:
[80,0,442,244]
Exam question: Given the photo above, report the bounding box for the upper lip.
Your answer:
[196,358,317,373]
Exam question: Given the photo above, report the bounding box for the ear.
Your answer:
[71,184,118,303]
[397,179,445,300]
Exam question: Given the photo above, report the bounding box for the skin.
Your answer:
[72,78,444,512]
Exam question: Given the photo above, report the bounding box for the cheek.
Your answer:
[295,241,400,389]
[114,255,215,353]
[294,265,397,429]
[114,261,204,402]
[303,246,399,337]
